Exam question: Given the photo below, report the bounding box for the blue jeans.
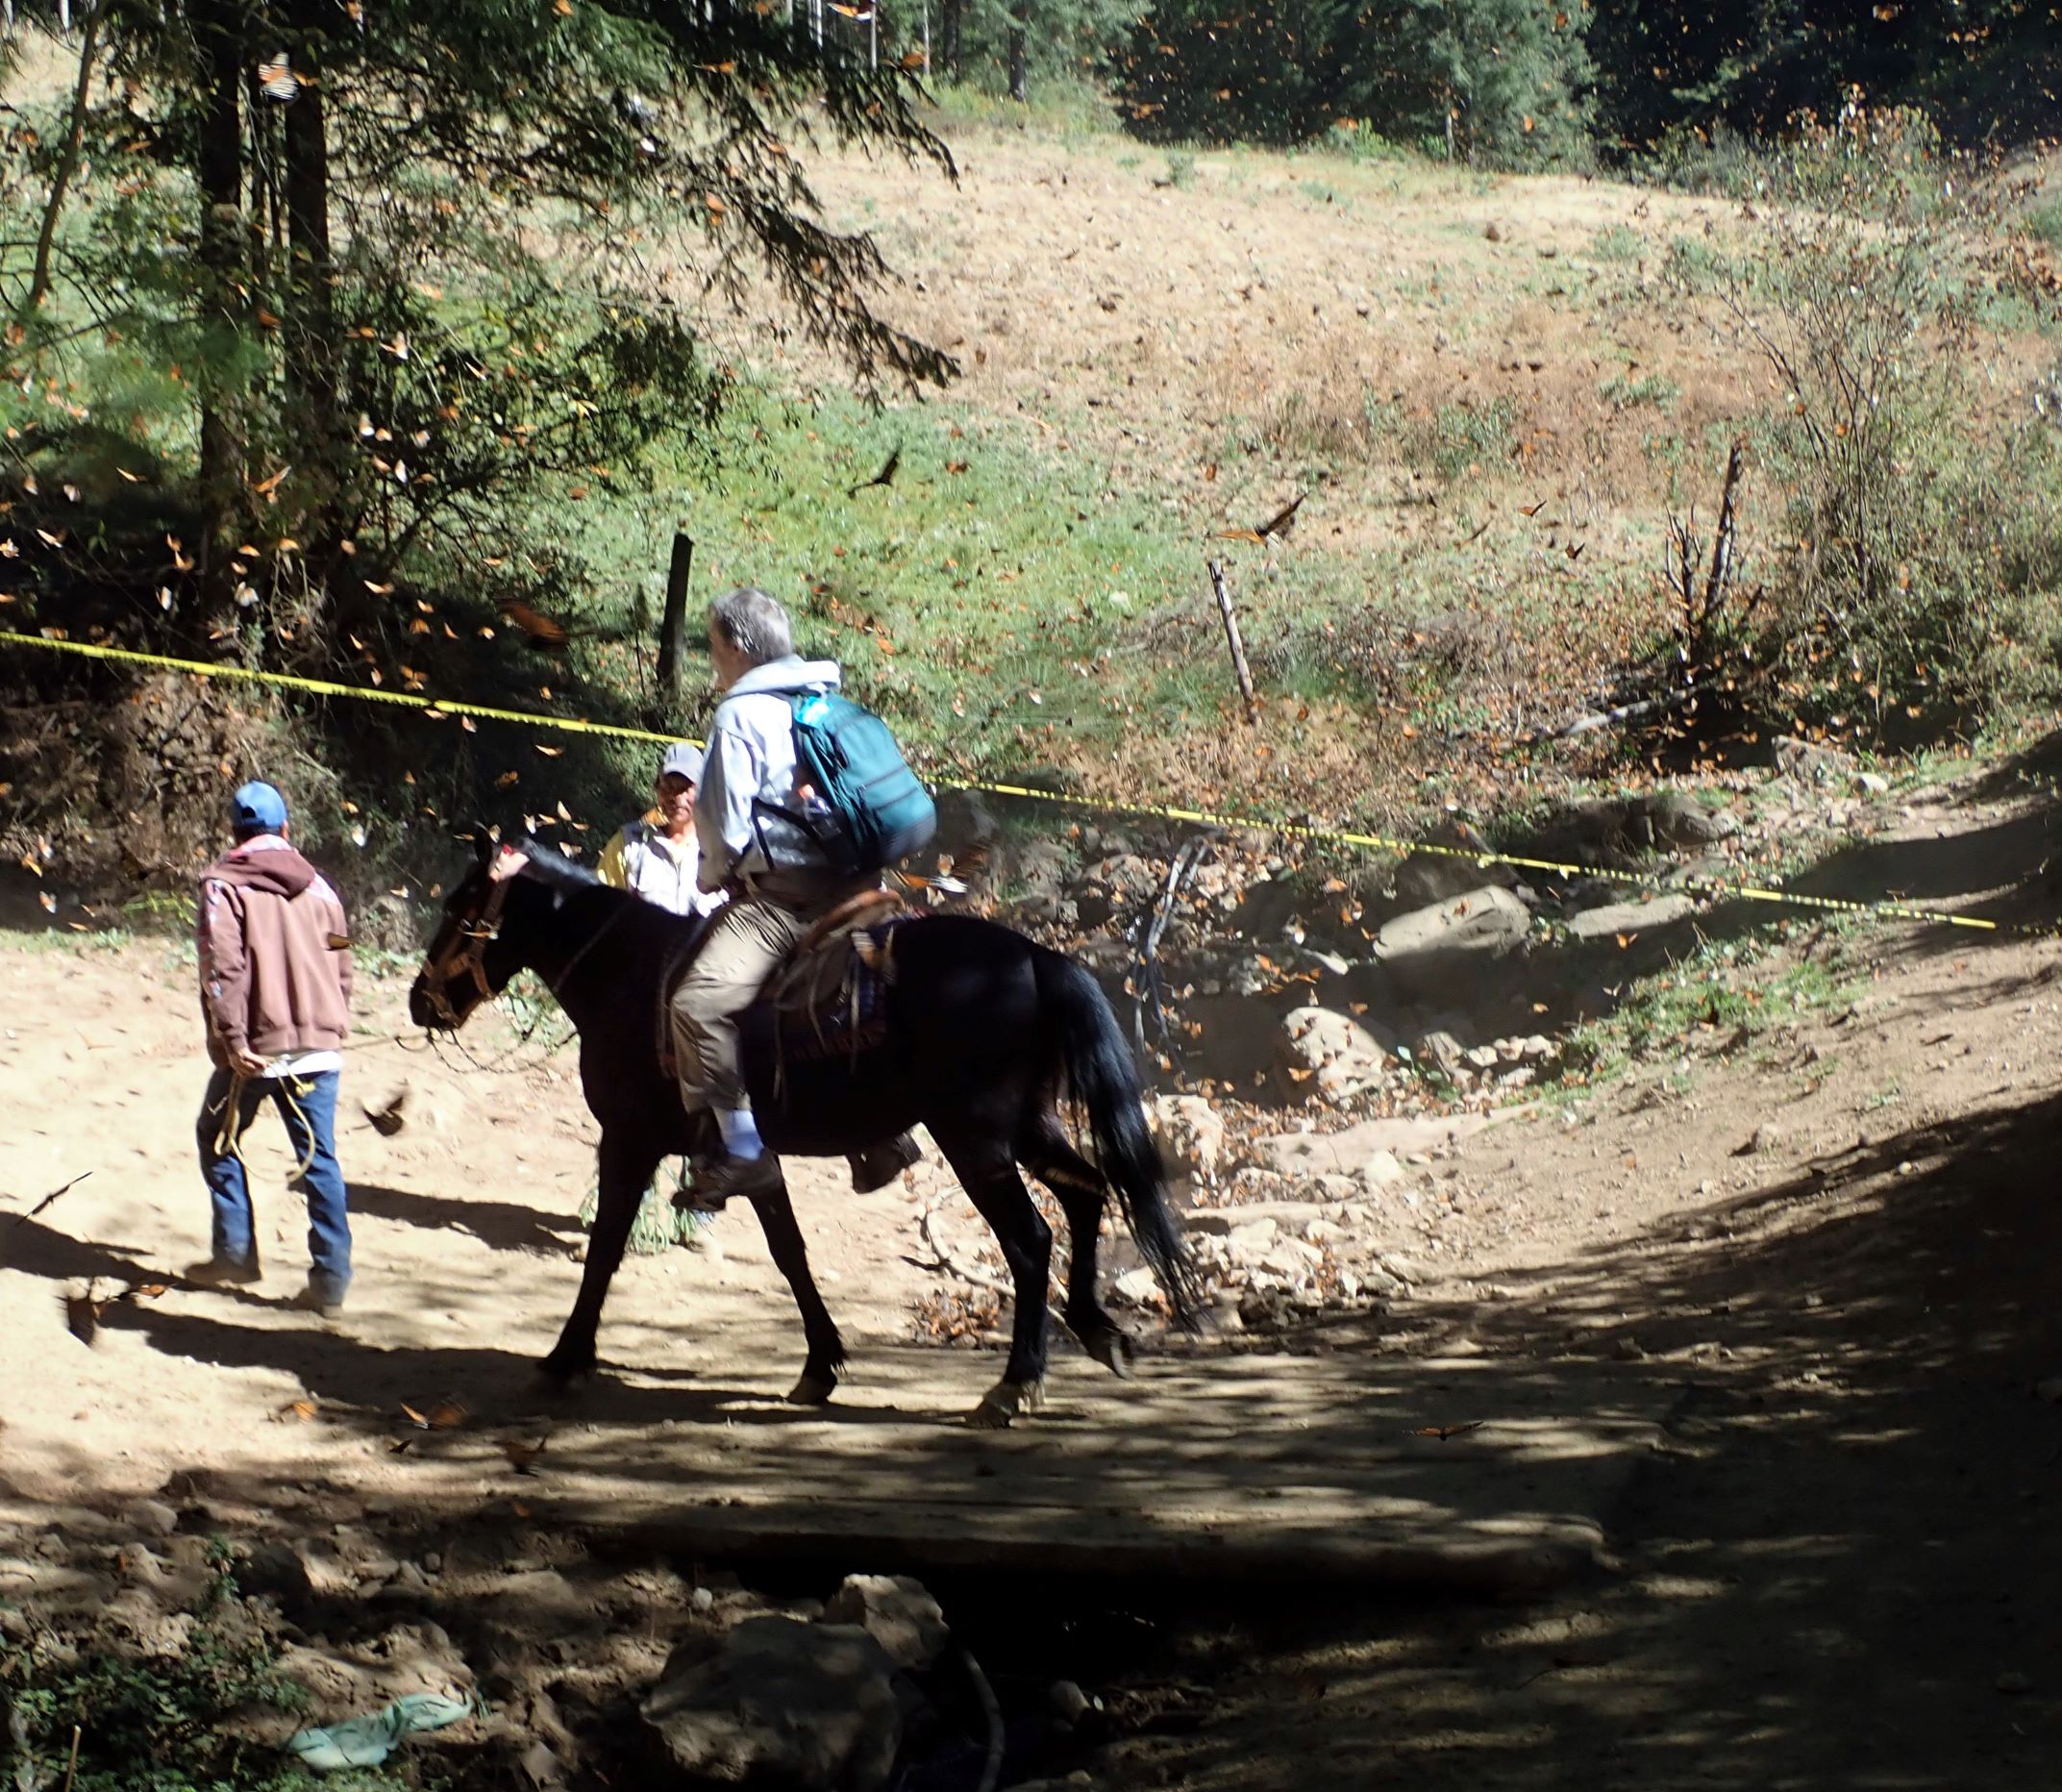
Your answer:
[197,1067,351,1297]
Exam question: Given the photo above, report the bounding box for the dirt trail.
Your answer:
[2,769,2060,1785]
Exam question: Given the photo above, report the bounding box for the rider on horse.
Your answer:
[671,586,915,1208]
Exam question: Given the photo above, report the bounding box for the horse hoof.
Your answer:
[966,1378,1044,1430]
[787,1372,836,1406]
[536,1356,595,1389]
[1087,1330,1135,1380]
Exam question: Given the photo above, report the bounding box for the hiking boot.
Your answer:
[677,1151,784,1212]
[671,1154,720,1214]
[850,1132,922,1193]
[289,1281,348,1319]
[183,1256,261,1289]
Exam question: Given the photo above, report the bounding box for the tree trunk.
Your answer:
[939,0,958,76]
[282,36,340,502]
[192,0,245,610]
[1006,4,1027,101]
[21,0,101,322]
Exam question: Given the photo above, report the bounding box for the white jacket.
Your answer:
[598,815,727,918]
[694,655,843,899]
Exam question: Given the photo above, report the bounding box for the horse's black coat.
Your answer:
[410,841,1198,1418]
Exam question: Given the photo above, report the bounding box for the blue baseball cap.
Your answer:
[660,742,704,784]
[231,781,288,835]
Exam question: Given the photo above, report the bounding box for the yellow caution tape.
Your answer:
[0,627,2018,934]
[0,629,681,743]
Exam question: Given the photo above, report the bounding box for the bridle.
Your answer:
[421,872,515,1029]
[421,855,632,1030]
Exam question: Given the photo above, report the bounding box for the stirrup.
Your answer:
[850,1132,921,1193]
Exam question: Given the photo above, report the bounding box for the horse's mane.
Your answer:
[512,840,607,896]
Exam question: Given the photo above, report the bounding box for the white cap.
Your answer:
[660,742,704,784]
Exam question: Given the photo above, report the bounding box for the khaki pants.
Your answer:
[671,885,862,1114]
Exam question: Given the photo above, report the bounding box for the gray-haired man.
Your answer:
[671,587,917,1207]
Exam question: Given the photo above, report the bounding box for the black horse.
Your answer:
[408,835,1197,1426]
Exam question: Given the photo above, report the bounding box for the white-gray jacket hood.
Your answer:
[693,657,841,893]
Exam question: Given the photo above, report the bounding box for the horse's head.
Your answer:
[410,827,528,1032]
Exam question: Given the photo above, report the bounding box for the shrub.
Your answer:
[1672,104,2062,741]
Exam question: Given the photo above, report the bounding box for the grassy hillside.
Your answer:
[544,115,2062,833]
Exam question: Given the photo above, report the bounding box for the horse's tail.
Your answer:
[1033,948,1201,1332]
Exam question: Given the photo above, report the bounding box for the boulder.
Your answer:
[1413,1030,1467,1077]
[1565,892,1697,940]
[822,1575,949,1673]
[641,1617,901,1792]
[1147,1094,1226,1182]
[1510,790,1739,870]
[1180,993,1280,1086]
[1774,735,1856,784]
[1275,1006,1386,1105]
[1377,884,1531,958]
[929,787,1000,869]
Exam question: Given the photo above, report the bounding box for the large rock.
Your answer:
[1510,791,1738,870]
[1375,885,1531,960]
[822,1575,949,1673]
[1565,892,1697,939]
[1180,992,1279,1086]
[1275,1006,1386,1105]
[1147,1094,1226,1182]
[1370,887,1530,1003]
[641,1617,901,1792]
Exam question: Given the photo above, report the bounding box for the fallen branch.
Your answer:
[916,1207,1010,1294]
[1528,676,1724,745]
[12,1169,91,1229]
[1131,835,1209,1067]
[960,1649,1005,1792]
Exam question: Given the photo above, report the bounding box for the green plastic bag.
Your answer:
[285,1690,475,1772]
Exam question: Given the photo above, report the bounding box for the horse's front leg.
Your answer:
[541,1125,662,1384]
[745,1179,848,1405]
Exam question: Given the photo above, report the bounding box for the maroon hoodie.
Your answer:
[197,835,353,1067]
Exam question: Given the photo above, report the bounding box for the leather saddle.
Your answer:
[657,887,913,1079]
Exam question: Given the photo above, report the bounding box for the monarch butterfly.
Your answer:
[498,598,569,649]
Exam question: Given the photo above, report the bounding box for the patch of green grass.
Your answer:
[552,387,1207,775]
[1600,370,1680,411]
[2028,196,2062,251]
[1298,179,1345,207]
[1588,222,1642,262]
[1560,929,1856,1085]
[1165,151,1196,188]
[1421,397,1519,478]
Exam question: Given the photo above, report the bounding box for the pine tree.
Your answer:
[3,0,956,646]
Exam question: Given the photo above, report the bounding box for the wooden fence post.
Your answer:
[656,530,694,700]
[1206,559,1259,725]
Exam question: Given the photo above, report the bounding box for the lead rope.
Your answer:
[205,1069,319,1180]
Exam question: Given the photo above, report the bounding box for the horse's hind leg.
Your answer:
[931,1123,1055,1429]
[746,1182,847,1405]
[542,1126,663,1384]
[1020,1114,1133,1381]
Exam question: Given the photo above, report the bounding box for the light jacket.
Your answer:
[695,655,846,905]
[197,835,353,1067]
[597,813,727,918]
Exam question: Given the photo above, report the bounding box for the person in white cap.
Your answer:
[598,741,728,919]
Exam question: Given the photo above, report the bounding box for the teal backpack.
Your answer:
[783,690,936,877]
